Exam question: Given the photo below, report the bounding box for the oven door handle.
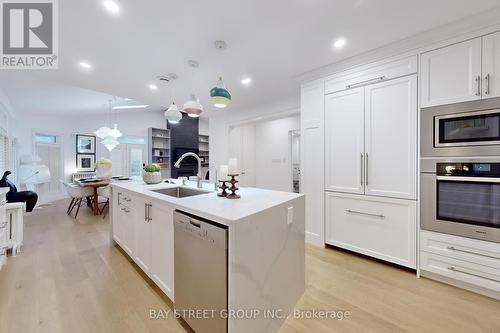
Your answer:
[436,176,500,183]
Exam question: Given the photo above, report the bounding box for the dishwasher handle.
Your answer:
[189,219,201,228]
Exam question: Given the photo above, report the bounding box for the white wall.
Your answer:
[209,97,299,183]
[199,116,209,136]
[254,115,299,191]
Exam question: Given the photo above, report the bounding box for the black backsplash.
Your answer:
[168,113,199,178]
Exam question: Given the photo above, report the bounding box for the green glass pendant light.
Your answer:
[210,40,231,108]
[210,77,231,108]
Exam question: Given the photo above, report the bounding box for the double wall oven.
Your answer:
[421,97,500,243]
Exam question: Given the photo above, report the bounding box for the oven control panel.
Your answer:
[437,162,500,177]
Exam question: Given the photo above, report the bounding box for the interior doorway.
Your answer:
[34,133,63,202]
[110,143,145,178]
[228,113,299,192]
[228,123,256,187]
[290,130,301,193]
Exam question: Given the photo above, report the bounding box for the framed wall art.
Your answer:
[76,134,96,154]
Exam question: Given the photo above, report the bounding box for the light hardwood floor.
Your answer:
[0,199,499,333]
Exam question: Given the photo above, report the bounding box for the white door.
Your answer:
[301,81,325,246]
[111,144,145,178]
[151,201,175,300]
[364,75,417,200]
[35,142,62,201]
[134,199,152,275]
[228,124,256,187]
[482,31,500,99]
[421,38,482,107]
[325,87,365,194]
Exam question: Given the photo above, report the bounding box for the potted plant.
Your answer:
[143,164,162,184]
[95,158,113,180]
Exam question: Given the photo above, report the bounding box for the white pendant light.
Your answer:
[165,102,183,124]
[101,136,119,152]
[183,94,203,118]
[183,60,203,118]
[94,126,111,139]
[108,123,122,138]
[158,73,183,124]
[95,98,122,151]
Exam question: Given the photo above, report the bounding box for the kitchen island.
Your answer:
[109,180,305,333]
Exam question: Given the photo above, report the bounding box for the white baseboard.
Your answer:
[306,231,324,247]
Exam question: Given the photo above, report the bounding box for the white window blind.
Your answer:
[0,129,8,175]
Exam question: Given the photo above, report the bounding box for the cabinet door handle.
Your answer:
[475,75,481,96]
[448,266,500,283]
[365,153,369,186]
[147,204,152,222]
[485,74,491,95]
[144,203,148,222]
[346,76,386,89]
[360,153,364,185]
[345,209,385,218]
[447,246,500,259]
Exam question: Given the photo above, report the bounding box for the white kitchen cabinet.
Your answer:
[119,191,136,257]
[300,80,325,246]
[133,198,152,276]
[420,252,500,295]
[324,75,417,200]
[325,192,416,268]
[421,38,482,107]
[482,31,500,99]
[364,75,417,199]
[325,87,365,195]
[112,191,125,246]
[325,56,417,94]
[420,230,500,299]
[0,189,7,270]
[150,201,175,300]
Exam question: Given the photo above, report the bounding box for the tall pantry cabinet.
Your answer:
[301,56,418,268]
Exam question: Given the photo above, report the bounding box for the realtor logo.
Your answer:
[1,0,58,69]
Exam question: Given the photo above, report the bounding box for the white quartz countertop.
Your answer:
[111,180,303,225]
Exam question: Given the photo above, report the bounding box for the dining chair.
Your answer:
[97,185,110,218]
[61,181,94,218]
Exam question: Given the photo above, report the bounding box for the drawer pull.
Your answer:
[448,266,500,283]
[346,76,386,89]
[345,209,385,219]
[447,246,500,260]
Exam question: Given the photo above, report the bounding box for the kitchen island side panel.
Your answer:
[228,196,305,333]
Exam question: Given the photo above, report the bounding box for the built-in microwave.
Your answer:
[421,159,500,243]
[434,109,500,147]
[421,97,500,157]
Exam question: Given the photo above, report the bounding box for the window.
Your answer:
[35,133,58,144]
[118,136,146,145]
[0,130,8,174]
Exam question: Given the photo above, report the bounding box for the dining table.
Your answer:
[75,179,110,216]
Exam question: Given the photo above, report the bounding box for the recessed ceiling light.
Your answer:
[78,61,92,69]
[112,105,149,110]
[241,77,252,86]
[333,38,346,49]
[123,98,133,101]
[149,84,158,91]
[103,0,120,14]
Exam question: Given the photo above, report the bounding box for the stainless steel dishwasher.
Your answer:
[174,211,228,333]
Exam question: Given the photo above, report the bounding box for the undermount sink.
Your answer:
[151,187,211,198]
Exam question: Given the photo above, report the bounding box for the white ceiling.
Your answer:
[3,0,500,116]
